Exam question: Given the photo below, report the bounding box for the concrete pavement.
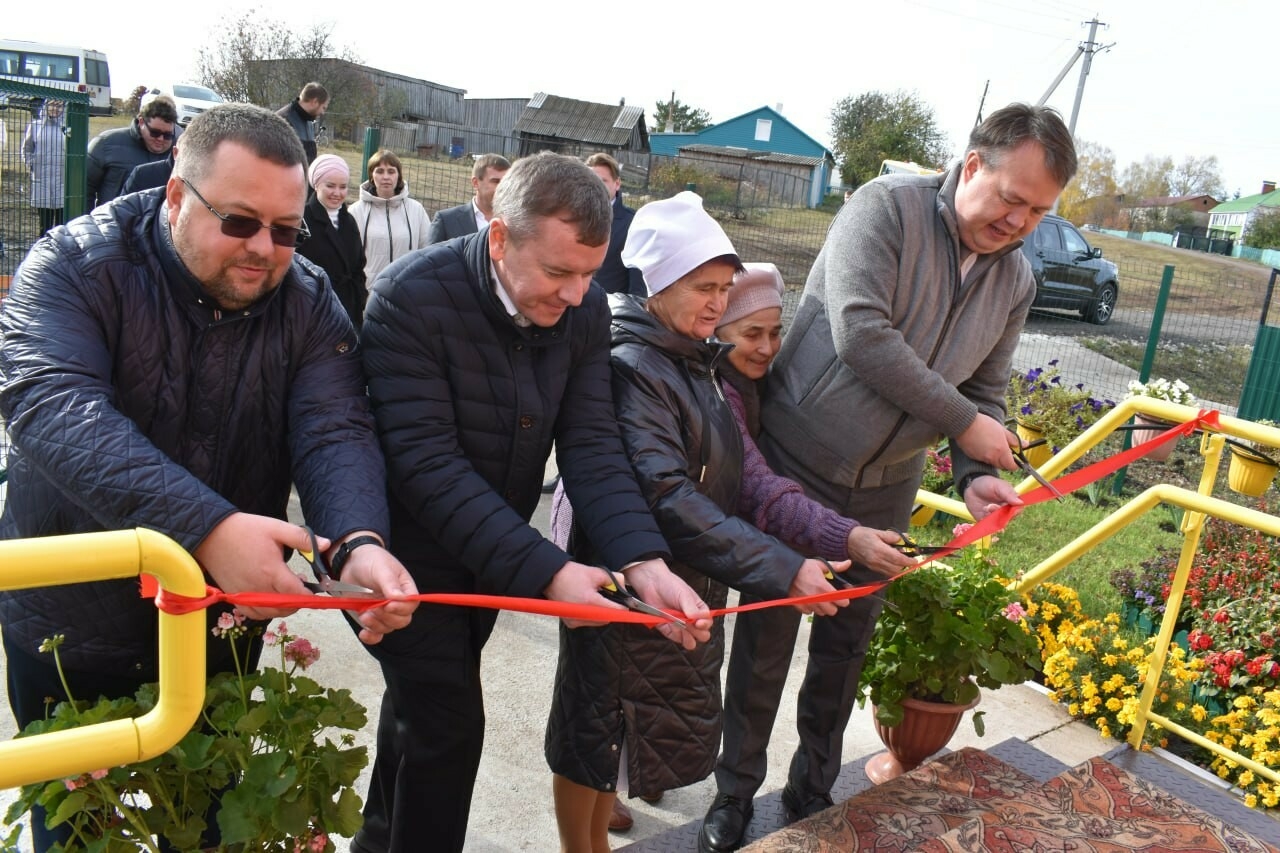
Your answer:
[0,490,1114,851]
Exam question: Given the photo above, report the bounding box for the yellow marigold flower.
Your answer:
[1246,794,1258,808]
[1191,705,1208,722]
[1106,697,1123,712]
[1239,770,1255,787]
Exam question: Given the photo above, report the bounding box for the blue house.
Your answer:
[649,106,835,208]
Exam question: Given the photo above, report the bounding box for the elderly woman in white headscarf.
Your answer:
[544,193,856,853]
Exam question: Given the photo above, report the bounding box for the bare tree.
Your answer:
[1169,154,1225,199]
[196,11,383,139]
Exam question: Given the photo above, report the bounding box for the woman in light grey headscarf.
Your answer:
[22,99,68,235]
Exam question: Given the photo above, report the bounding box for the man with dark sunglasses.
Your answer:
[0,102,419,853]
[86,95,181,207]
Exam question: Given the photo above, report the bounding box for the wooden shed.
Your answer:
[512,93,649,157]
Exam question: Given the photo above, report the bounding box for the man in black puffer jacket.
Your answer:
[356,152,713,853]
[86,96,180,207]
[0,103,419,853]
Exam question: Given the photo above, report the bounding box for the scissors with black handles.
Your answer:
[598,575,688,626]
[297,526,378,597]
[1011,440,1066,502]
[885,528,951,557]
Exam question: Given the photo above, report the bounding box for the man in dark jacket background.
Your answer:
[86,95,179,207]
[585,152,645,295]
[0,103,418,853]
[356,151,713,853]
[277,81,329,164]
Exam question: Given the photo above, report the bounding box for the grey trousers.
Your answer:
[715,434,921,798]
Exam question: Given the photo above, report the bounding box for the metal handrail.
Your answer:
[0,529,206,789]
[913,398,1280,786]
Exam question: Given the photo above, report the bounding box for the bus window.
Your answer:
[0,40,111,114]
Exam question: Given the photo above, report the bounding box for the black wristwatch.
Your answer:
[330,535,382,578]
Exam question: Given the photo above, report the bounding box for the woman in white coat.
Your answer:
[349,148,432,285]
[22,99,68,235]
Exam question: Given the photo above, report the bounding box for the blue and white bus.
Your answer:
[0,39,112,115]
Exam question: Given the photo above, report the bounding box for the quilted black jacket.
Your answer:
[359,229,669,682]
[544,295,802,796]
[297,195,367,332]
[0,189,390,677]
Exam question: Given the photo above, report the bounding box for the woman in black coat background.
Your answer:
[298,153,367,331]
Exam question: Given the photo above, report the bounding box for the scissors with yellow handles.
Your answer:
[297,526,377,597]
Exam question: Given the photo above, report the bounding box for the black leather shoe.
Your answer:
[781,781,834,823]
[698,792,753,852]
[541,473,561,494]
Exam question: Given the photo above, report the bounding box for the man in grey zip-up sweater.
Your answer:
[700,103,1077,852]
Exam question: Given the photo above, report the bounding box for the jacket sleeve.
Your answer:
[722,382,855,561]
[362,259,572,597]
[0,241,238,550]
[86,135,106,208]
[285,275,390,541]
[426,213,448,245]
[612,356,801,599]
[411,201,433,251]
[554,295,670,571]
[824,185,980,440]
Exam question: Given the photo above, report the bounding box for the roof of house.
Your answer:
[513,93,647,147]
[650,105,832,161]
[1136,194,1219,208]
[1210,189,1280,213]
[676,143,828,168]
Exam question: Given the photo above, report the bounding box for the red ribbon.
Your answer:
[145,412,1220,626]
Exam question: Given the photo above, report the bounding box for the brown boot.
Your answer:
[609,797,634,832]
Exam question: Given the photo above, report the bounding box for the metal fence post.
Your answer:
[361,126,382,184]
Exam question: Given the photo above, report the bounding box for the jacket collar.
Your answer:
[608,293,731,374]
[152,197,283,323]
[463,226,575,343]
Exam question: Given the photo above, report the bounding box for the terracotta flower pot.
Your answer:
[866,692,980,783]
[1131,415,1177,462]
[1014,421,1052,467]
[1227,445,1279,497]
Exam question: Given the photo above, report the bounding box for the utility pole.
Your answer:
[1038,16,1114,136]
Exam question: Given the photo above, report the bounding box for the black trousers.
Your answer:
[715,436,920,799]
[353,658,486,853]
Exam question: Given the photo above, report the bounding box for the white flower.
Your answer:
[1125,377,1195,406]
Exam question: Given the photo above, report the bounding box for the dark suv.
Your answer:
[1020,214,1119,325]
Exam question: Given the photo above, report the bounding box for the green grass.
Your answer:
[1078,337,1252,408]
[918,473,1183,622]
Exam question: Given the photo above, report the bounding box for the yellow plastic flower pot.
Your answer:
[1227,444,1279,497]
[1015,421,1052,467]
[909,504,936,527]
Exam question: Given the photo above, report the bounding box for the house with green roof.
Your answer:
[1207,183,1280,242]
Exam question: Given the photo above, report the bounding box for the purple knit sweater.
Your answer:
[722,380,856,561]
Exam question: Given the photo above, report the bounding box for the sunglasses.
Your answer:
[181,178,310,248]
[142,122,175,141]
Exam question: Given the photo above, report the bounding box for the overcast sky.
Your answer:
[10,0,1277,197]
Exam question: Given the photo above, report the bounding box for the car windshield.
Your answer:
[173,85,222,102]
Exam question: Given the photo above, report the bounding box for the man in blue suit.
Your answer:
[427,154,510,244]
